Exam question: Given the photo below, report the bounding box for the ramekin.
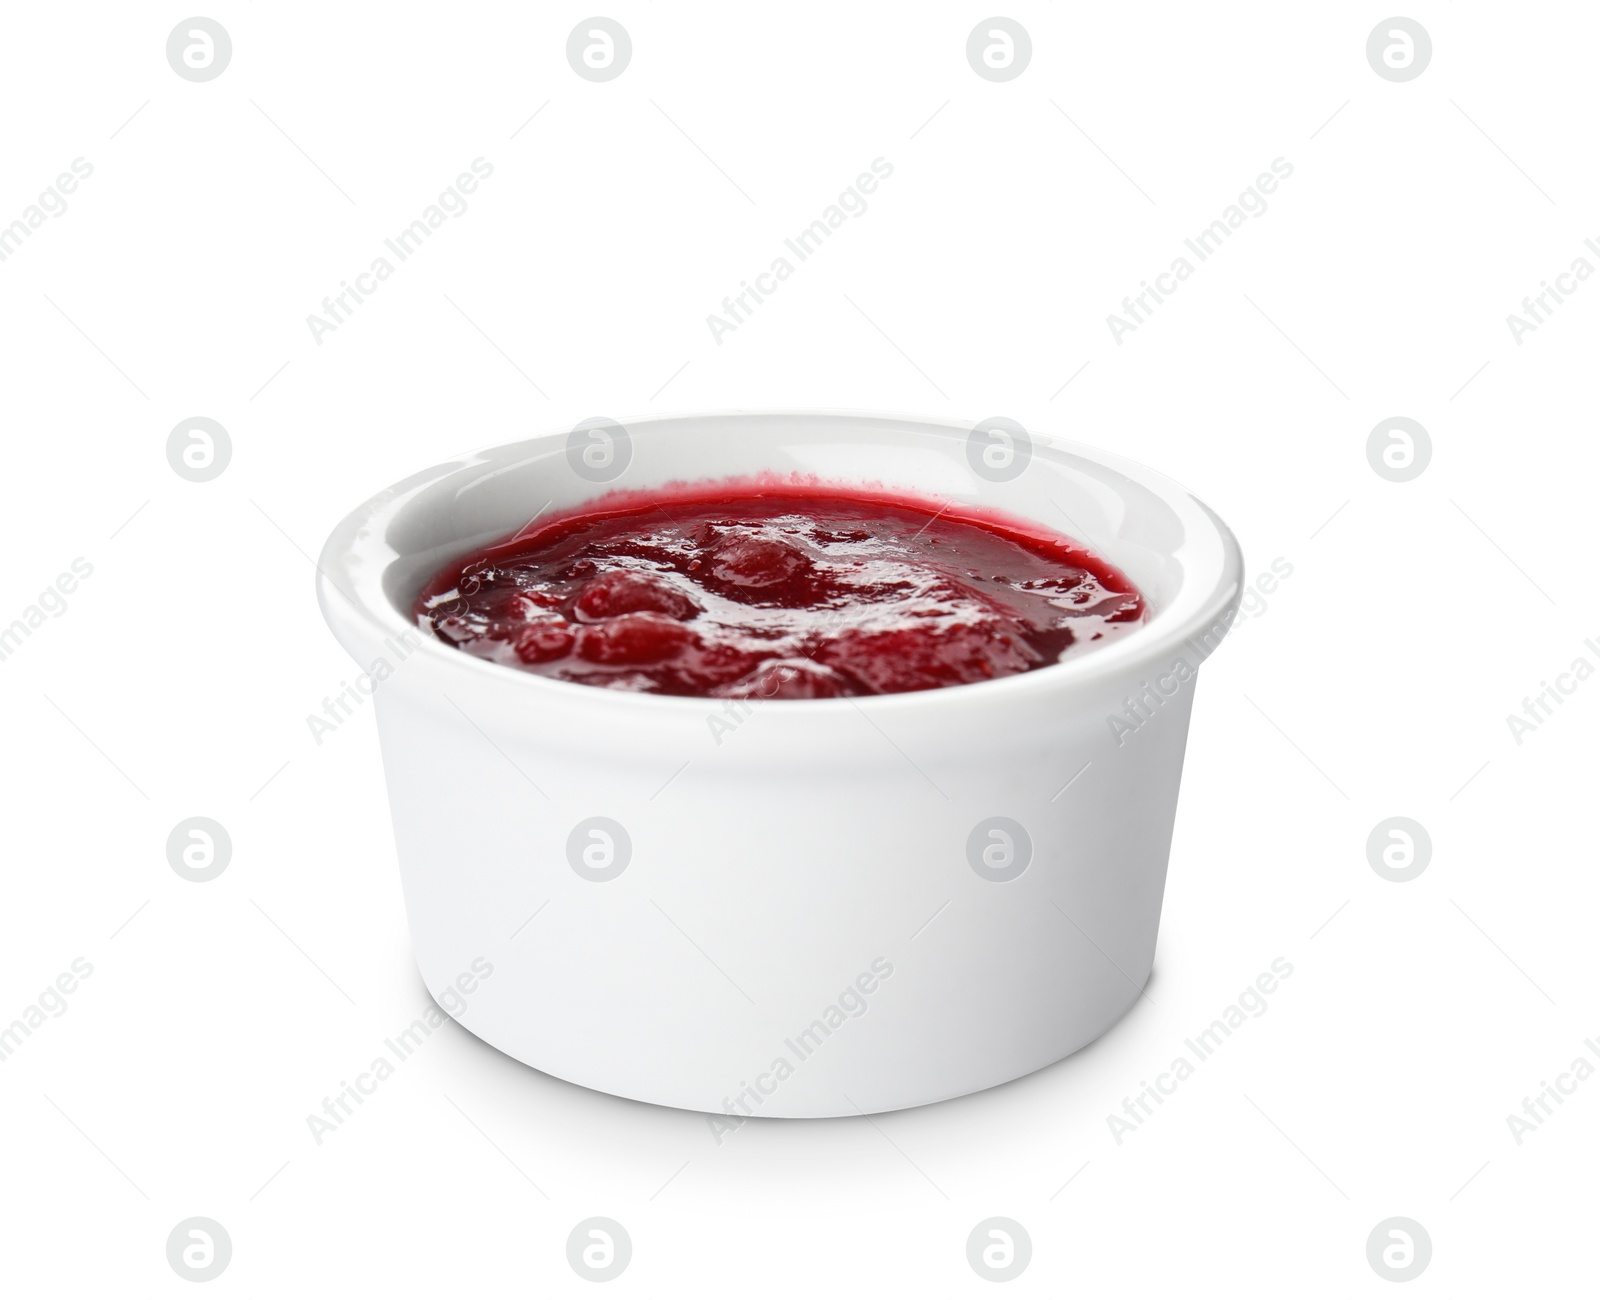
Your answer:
[317,412,1242,1118]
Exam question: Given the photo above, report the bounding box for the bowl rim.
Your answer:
[317,408,1244,714]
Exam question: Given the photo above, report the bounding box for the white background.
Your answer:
[2,3,1595,1294]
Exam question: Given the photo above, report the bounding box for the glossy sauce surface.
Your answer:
[415,483,1146,698]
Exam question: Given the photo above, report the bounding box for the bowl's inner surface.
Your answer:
[377,416,1193,631]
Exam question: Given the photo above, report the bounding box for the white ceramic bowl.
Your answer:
[318,412,1242,1118]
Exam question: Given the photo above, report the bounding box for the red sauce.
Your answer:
[415,481,1145,698]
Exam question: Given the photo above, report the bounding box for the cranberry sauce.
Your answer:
[414,482,1146,698]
